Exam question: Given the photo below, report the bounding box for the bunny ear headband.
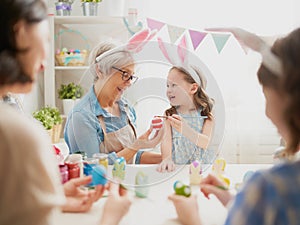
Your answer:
[157,36,202,86]
[205,28,283,77]
[95,28,157,63]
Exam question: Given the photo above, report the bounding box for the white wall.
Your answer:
[25,0,299,163]
[125,0,297,163]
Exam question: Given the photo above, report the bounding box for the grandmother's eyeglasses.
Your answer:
[112,66,138,84]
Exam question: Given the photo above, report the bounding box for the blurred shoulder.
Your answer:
[0,104,52,156]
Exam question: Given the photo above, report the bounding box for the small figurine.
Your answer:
[212,157,230,187]
[235,171,255,191]
[112,157,126,181]
[135,171,149,198]
[243,170,255,183]
[212,157,226,175]
[173,181,191,197]
[189,160,202,185]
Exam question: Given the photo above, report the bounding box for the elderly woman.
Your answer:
[64,41,163,164]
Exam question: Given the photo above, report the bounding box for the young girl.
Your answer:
[169,28,300,225]
[157,66,214,172]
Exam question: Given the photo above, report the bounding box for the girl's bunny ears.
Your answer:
[95,28,157,63]
[205,27,283,77]
[157,36,202,85]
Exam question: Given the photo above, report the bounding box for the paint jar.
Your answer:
[66,154,83,178]
[59,164,69,184]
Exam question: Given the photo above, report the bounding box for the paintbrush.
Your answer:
[155,115,208,119]
[154,115,168,119]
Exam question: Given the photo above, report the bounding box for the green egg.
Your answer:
[173,181,191,197]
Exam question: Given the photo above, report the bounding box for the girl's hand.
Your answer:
[62,176,106,212]
[168,194,202,225]
[100,182,132,225]
[167,114,185,134]
[200,174,234,206]
[156,158,176,172]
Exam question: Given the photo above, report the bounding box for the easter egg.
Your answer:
[173,180,191,197]
[135,171,149,198]
[112,157,126,181]
[151,117,163,130]
[243,170,255,182]
[92,165,107,185]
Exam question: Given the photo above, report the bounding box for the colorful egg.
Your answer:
[62,47,68,53]
[112,157,126,181]
[135,170,149,198]
[173,180,191,197]
[243,170,255,182]
[92,165,107,186]
[151,117,163,130]
[189,160,202,185]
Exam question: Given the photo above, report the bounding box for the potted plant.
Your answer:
[33,106,63,143]
[81,0,102,16]
[55,0,75,16]
[58,82,84,115]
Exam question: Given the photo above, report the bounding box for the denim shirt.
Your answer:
[64,86,136,163]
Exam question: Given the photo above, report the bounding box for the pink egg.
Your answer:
[151,117,163,130]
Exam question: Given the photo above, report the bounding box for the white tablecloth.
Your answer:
[55,164,272,225]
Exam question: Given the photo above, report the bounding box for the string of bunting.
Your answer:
[146,17,234,54]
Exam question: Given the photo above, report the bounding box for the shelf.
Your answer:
[55,66,89,70]
[54,16,123,25]
[44,15,125,107]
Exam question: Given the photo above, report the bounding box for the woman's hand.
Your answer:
[156,158,176,172]
[100,182,132,225]
[168,194,202,225]
[62,176,106,212]
[200,174,234,206]
[131,126,164,150]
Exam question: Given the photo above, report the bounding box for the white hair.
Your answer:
[88,41,134,82]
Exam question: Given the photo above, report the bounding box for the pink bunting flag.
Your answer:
[189,29,207,50]
[146,18,165,32]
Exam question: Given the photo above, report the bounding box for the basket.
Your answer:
[55,29,90,66]
[47,124,62,143]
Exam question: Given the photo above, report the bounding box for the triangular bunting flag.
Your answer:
[211,33,231,53]
[167,24,185,44]
[146,18,165,32]
[188,29,207,50]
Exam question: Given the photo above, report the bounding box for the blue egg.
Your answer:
[92,165,107,186]
[243,170,255,182]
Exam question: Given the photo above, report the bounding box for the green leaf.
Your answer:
[33,106,62,129]
[58,82,84,99]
